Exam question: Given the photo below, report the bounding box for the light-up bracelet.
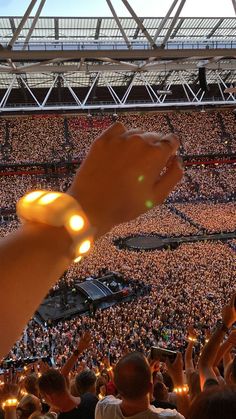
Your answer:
[17,190,94,263]
[188,336,197,343]
[173,384,189,394]
[2,399,18,410]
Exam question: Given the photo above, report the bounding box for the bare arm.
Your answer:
[166,353,190,417]
[199,294,236,390]
[185,341,195,373]
[61,332,91,377]
[213,339,233,368]
[0,223,72,358]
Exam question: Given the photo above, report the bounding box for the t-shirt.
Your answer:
[151,400,176,410]
[95,396,185,419]
[59,393,98,419]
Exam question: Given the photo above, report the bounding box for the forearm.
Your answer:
[185,342,194,371]
[175,394,190,418]
[61,353,79,377]
[199,327,226,389]
[0,222,72,358]
[200,327,225,369]
[4,408,17,419]
[223,347,233,372]
[214,340,232,367]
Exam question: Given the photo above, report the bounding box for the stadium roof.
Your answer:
[0,0,235,111]
[0,16,235,44]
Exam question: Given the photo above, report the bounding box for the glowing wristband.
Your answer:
[17,190,94,263]
[173,384,189,394]
[2,399,18,409]
[188,336,197,343]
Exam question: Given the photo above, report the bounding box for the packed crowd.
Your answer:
[0,164,235,211]
[175,203,236,233]
[0,110,235,164]
[3,203,236,363]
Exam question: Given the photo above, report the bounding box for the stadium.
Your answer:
[0,0,236,418]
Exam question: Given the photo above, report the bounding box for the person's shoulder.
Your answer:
[97,395,120,406]
[81,393,98,403]
[149,405,185,419]
[95,396,121,418]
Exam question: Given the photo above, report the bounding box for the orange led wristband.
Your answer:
[17,190,94,263]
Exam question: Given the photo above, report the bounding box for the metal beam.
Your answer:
[0,60,235,75]
[206,18,224,39]
[54,18,59,41]
[232,0,236,15]
[1,100,236,114]
[216,71,236,101]
[160,0,186,48]
[133,18,144,39]
[170,17,184,39]
[153,0,179,43]
[121,0,157,48]
[100,73,122,104]
[82,73,100,106]
[61,75,82,106]
[106,0,131,49]
[8,0,38,48]
[23,0,47,50]
[41,75,58,106]
[0,48,234,61]
[9,18,16,35]
[95,18,102,40]
[0,76,16,108]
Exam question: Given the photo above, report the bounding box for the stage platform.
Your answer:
[115,231,236,251]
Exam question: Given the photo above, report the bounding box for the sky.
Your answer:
[0,0,235,17]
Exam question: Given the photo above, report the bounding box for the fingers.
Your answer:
[153,156,184,204]
[159,133,180,155]
[121,129,145,139]
[100,122,127,141]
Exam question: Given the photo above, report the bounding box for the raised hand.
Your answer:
[68,122,183,237]
[222,293,236,328]
[77,331,91,353]
[187,326,197,343]
[166,352,184,387]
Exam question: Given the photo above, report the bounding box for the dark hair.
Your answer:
[24,374,39,397]
[38,369,66,396]
[75,370,96,395]
[114,352,151,400]
[187,385,236,419]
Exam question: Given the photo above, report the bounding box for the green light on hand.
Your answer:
[138,175,145,182]
[145,200,154,209]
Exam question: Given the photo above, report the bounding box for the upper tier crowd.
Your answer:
[0,164,235,212]
[0,109,235,163]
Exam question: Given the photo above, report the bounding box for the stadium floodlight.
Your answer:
[156,90,173,95]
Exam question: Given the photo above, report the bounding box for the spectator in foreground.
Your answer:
[75,370,97,396]
[187,385,236,419]
[151,382,177,410]
[95,352,184,418]
[38,369,98,419]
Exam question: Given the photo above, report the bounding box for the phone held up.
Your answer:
[150,346,177,363]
